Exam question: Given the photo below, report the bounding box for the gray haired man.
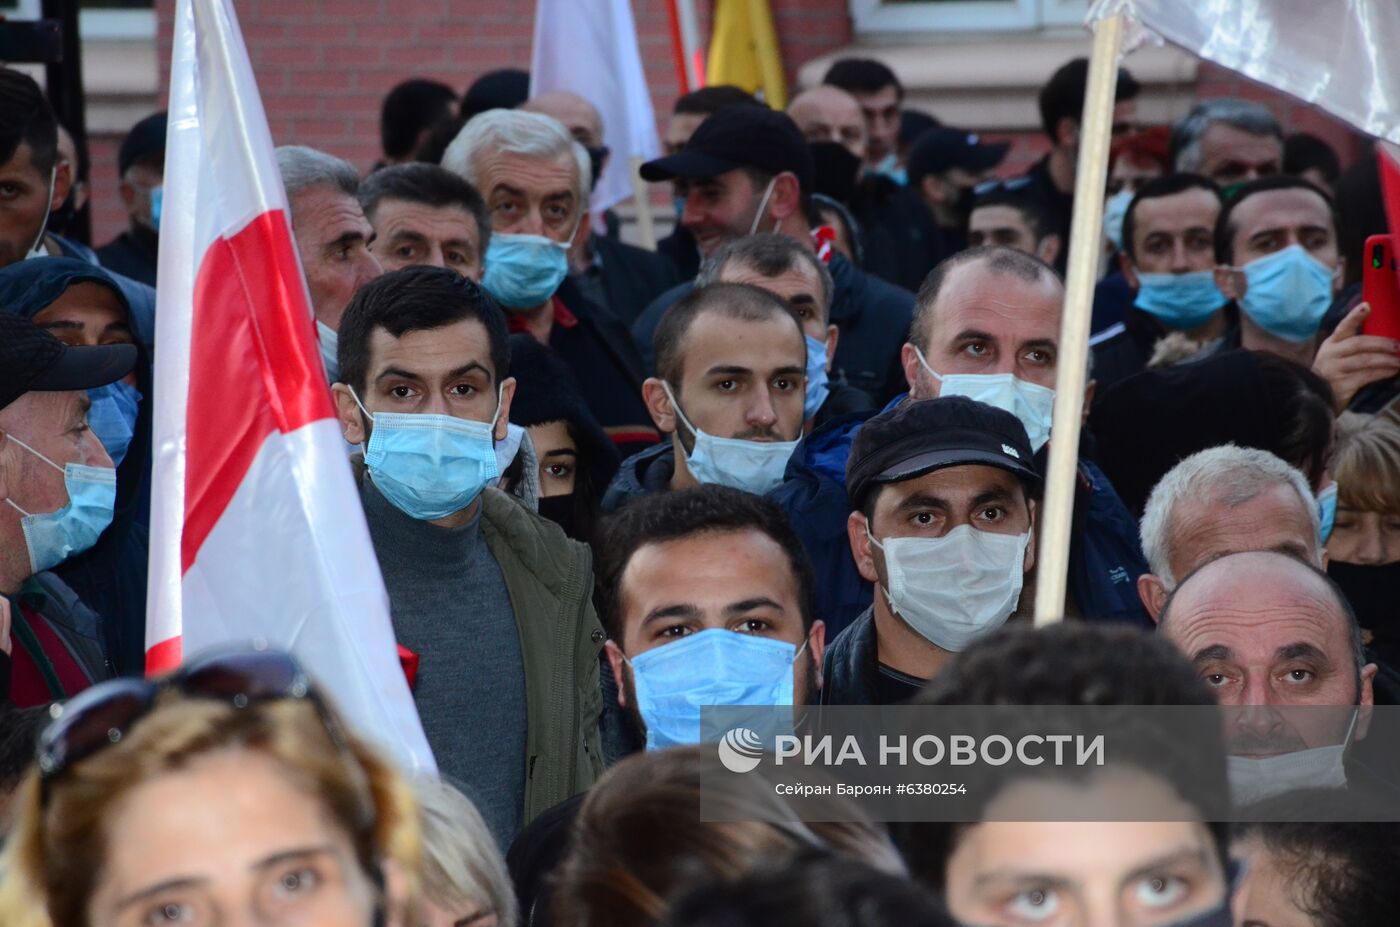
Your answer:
[276,145,382,381]
[1138,444,1322,620]
[1169,99,1284,188]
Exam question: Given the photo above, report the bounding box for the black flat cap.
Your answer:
[118,111,167,177]
[640,106,815,191]
[847,396,1039,509]
[0,314,136,412]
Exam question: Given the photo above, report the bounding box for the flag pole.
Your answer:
[1033,13,1124,625]
[630,155,657,250]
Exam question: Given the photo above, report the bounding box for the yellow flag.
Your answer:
[706,0,787,109]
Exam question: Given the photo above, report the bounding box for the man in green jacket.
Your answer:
[332,266,603,846]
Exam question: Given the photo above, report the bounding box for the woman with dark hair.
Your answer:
[504,334,620,545]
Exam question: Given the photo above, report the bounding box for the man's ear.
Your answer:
[824,324,839,374]
[1119,251,1140,290]
[807,620,827,692]
[769,172,802,222]
[1023,498,1037,574]
[642,377,678,434]
[1057,117,1081,150]
[118,179,137,211]
[919,175,942,207]
[900,342,923,395]
[847,510,880,584]
[604,640,629,708]
[49,160,72,212]
[494,376,517,442]
[1332,255,1346,295]
[1138,573,1169,623]
[331,383,368,445]
[1215,265,1245,302]
[1038,234,1063,268]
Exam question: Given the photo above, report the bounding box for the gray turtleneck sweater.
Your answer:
[360,478,527,845]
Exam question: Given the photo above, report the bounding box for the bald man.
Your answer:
[1159,550,1375,709]
[521,91,682,326]
[787,85,867,162]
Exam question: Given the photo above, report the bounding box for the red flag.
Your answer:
[148,0,433,771]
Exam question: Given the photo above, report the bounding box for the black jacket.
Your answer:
[847,176,947,293]
[656,224,700,280]
[820,606,882,706]
[631,253,915,403]
[601,442,675,515]
[587,236,682,327]
[96,226,159,287]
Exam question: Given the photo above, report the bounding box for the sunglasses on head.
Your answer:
[36,648,346,795]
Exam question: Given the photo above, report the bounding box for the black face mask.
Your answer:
[1327,560,1400,642]
[538,493,578,539]
[953,182,978,226]
[586,145,609,192]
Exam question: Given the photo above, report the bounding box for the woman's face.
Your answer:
[527,420,578,498]
[1328,506,1400,564]
[88,748,378,927]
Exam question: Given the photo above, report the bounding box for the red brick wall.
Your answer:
[87,135,127,248]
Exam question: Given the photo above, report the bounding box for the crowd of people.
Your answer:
[0,44,1398,925]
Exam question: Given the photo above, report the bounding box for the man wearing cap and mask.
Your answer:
[602,282,808,512]
[632,105,914,406]
[442,109,656,460]
[0,314,133,707]
[96,111,166,287]
[906,126,1010,264]
[828,396,1040,705]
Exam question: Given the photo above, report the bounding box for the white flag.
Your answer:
[148,0,434,772]
[1090,0,1400,144]
[530,0,662,213]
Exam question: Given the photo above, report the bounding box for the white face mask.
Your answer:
[914,346,1055,453]
[1226,710,1357,807]
[867,522,1030,652]
[663,382,798,496]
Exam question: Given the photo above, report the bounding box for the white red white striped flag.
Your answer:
[148,0,434,771]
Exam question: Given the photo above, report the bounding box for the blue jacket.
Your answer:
[600,442,676,515]
[631,253,915,403]
[770,396,1153,641]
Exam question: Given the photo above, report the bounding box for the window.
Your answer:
[1,0,155,40]
[852,0,1087,33]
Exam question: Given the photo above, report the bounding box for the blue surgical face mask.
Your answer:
[149,185,163,233]
[663,383,799,495]
[317,320,340,384]
[915,347,1055,453]
[481,230,572,311]
[803,334,830,420]
[4,436,117,574]
[1237,244,1336,342]
[866,153,906,187]
[1102,188,1134,251]
[353,386,502,521]
[87,381,142,469]
[626,627,806,750]
[1134,270,1229,330]
[1318,482,1338,544]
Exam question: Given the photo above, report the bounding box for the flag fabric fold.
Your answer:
[148,0,433,772]
[530,0,661,214]
[707,0,787,109]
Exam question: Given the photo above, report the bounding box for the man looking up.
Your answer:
[1170,98,1284,189]
[443,109,655,458]
[1023,57,1141,269]
[1137,445,1323,621]
[635,106,914,404]
[359,162,489,279]
[1,314,134,706]
[1213,175,1343,365]
[829,397,1040,704]
[596,485,826,750]
[276,145,383,385]
[521,91,682,328]
[603,283,807,512]
[330,266,603,844]
[96,111,165,287]
[1091,174,1228,391]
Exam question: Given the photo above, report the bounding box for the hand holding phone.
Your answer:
[1362,234,1400,339]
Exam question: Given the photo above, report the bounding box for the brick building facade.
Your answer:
[67,1,1366,247]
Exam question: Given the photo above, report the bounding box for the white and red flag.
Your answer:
[147,0,433,771]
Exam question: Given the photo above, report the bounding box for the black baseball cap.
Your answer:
[118,111,168,177]
[905,126,1009,185]
[0,314,136,412]
[846,395,1039,509]
[640,106,815,190]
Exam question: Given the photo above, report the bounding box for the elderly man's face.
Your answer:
[476,150,580,243]
[1196,123,1282,186]
[902,260,1063,399]
[289,186,382,331]
[367,198,482,280]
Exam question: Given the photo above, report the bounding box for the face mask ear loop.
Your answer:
[661,381,699,440]
[26,166,56,256]
[749,177,777,236]
[489,381,506,436]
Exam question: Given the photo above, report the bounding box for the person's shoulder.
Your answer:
[836,256,914,312]
[481,488,590,584]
